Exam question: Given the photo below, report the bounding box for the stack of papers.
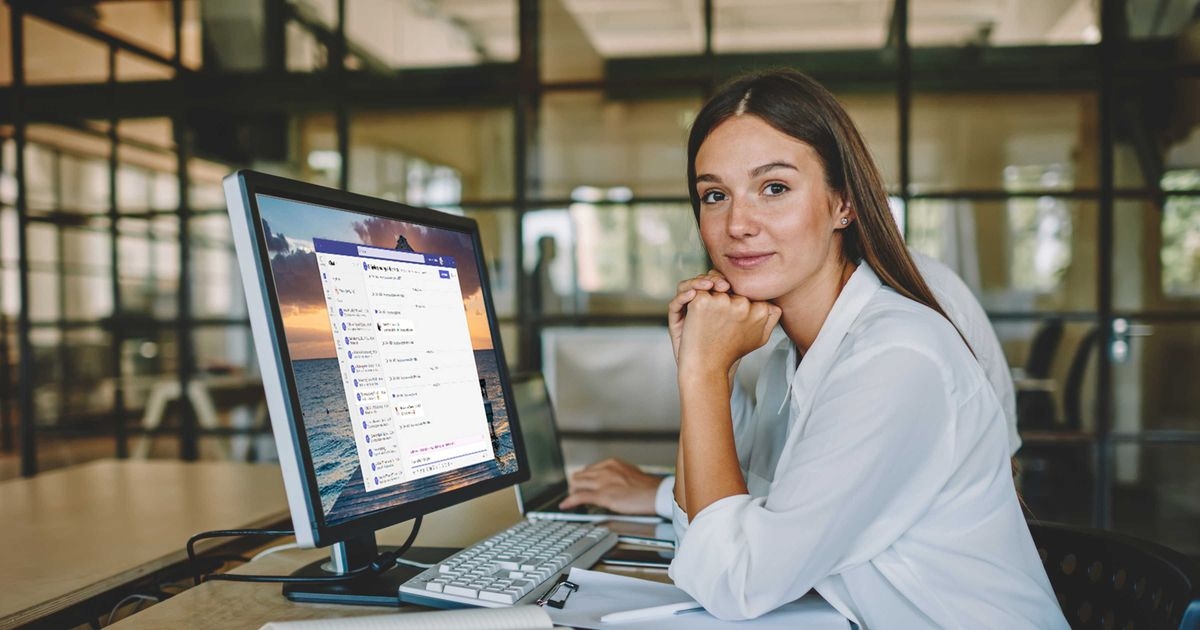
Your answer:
[547,569,849,630]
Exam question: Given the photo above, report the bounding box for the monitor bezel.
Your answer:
[225,169,529,549]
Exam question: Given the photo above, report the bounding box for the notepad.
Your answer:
[259,604,555,630]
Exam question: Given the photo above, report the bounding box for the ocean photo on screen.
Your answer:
[258,195,517,526]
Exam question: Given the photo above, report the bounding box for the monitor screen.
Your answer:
[225,171,527,550]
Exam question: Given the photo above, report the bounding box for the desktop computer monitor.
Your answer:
[224,170,529,604]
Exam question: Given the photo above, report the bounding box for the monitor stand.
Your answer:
[282,534,458,606]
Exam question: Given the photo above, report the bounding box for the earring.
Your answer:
[840,217,849,225]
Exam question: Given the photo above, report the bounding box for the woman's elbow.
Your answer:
[673,564,778,621]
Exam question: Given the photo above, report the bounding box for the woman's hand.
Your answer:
[668,271,732,363]
[677,291,781,377]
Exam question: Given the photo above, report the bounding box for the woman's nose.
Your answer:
[726,197,759,238]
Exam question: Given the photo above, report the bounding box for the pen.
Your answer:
[599,600,704,623]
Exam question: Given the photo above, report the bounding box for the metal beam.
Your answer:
[0,40,1180,126]
[108,44,128,459]
[10,5,37,476]
[0,65,520,123]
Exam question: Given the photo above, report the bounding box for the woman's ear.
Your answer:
[835,199,855,230]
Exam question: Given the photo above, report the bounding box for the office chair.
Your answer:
[1029,521,1200,629]
[1019,327,1101,522]
[1062,327,1101,431]
[1017,317,1065,430]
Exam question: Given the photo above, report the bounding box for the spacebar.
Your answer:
[443,585,479,598]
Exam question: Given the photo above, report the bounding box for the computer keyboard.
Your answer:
[398,519,617,608]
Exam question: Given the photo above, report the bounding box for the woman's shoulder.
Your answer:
[847,287,969,361]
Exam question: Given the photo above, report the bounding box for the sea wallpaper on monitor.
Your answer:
[257,194,517,526]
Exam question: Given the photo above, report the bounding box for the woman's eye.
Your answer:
[700,190,727,204]
[764,183,788,196]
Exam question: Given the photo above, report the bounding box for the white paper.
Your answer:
[545,569,850,630]
[259,604,553,630]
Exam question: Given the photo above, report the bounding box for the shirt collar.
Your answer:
[780,262,883,409]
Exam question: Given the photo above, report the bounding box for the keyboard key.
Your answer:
[444,585,478,598]
[479,590,516,604]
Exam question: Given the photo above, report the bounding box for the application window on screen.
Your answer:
[314,238,496,493]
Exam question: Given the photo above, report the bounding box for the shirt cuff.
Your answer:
[655,476,676,519]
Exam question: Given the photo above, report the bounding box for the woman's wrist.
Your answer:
[678,360,733,392]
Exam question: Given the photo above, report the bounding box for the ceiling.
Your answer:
[340,0,1115,68]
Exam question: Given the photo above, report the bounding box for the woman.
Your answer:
[667,69,1067,628]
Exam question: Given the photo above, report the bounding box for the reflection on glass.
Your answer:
[24,16,108,85]
[65,274,113,320]
[190,214,241,319]
[904,199,943,261]
[1128,2,1200,40]
[95,0,202,67]
[911,93,1093,192]
[715,0,887,51]
[298,113,341,188]
[522,204,705,316]
[539,92,699,199]
[557,0,702,58]
[1006,165,1074,293]
[116,50,174,82]
[1161,170,1200,297]
[465,209,516,318]
[523,209,574,315]
[995,319,1097,434]
[1,140,15,205]
[911,0,1099,47]
[543,0,702,80]
[1016,442,1093,527]
[286,17,327,73]
[1112,443,1200,557]
[899,200,1093,311]
[346,108,512,202]
[840,94,900,190]
[347,0,516,69]
[1112,321,1200,433]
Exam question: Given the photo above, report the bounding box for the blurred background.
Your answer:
[0,0,1197,558]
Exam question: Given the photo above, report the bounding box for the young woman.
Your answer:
[667,69,1067,629]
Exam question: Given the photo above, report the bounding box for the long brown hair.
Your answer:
[686,69,955,329]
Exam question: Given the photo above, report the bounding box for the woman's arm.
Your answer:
[669,344,961,620]
[674,291,780,517]
[667,271,731,514]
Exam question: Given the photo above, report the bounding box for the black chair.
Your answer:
[1017,326,1098,522]
[1062,327,1101,431]
[1017,318,1065,430]
[1029,521,1200,629]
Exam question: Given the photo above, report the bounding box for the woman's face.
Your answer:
[695,114,848,306]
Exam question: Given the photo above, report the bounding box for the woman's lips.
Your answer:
[725,252,773,269]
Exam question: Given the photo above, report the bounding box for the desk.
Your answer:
[0,459,289,630]
[108,489,663,629]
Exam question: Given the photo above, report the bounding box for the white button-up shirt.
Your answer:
[653,251,1019,520]
[668,263,1067,629]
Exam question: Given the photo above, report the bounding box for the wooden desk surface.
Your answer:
[108,486,529,629]
[0,459,290,630]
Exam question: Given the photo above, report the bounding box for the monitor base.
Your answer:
[282,546,458,607]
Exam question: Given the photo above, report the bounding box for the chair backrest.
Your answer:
[1029,521,1200,629]
[1062,327,1100,431]
[1026,318,1065,379]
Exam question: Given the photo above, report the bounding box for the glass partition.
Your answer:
[538,91,700,199]
[911,0,1099,47]
[715,0,889,52]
